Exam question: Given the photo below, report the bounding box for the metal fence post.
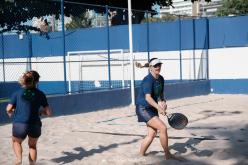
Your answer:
[179,15,182,81]
[61,0,67,94]
[128,0,135,105]
[106,5,112,89]
[206,17,209,80]
[1,34,5,82]
[146,11,150,62]
[193,18,196,80]
[27,32,32,71]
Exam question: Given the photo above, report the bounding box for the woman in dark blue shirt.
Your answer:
[6,70,52,165]
[136,58,175,160]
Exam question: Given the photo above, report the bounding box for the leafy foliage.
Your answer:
[216,0,248,16]
[65,13,92,29]
[141,14,178,23]
[0,1,61,33]
[186,0,211,2]
[0,0,176,33]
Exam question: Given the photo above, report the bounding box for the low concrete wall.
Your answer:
[210,79,248,94]
[0,82,20,98]
[164,80,210,99]
[0,80,210,124]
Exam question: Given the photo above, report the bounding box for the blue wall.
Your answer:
[0,82,20,98]
[3,79,247,99]
[209,16,248,48]
[164,80,210,99]
[0,80,210,124]
[2,16,248,58]
[210,79,248,94]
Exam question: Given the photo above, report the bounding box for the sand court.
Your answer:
[1,94,248,165]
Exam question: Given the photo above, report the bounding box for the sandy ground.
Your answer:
[1,94,248,165]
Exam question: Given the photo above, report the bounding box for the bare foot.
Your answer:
[138,152,146,157]
[29,161,35,165]
[165,153,185,161]
[15,160,22,165]
[29,163,34,165]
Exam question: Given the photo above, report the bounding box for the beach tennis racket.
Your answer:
[165,113,188,130]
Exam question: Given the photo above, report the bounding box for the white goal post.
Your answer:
[67,49,130,93]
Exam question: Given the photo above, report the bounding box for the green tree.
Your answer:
[189,0,211,2]
[65,12,92,30]
[216,0,248,16]
[0,0,175,33]
[141,14,178,23]
[0,0,61,33]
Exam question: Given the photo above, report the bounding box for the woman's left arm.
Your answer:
[6,104,15,117]
[40,106,52,117]
[158,76,167,110]
[158,99,167,111]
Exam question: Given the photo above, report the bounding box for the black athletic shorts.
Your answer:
[12,123,41,139]
[136,105,158,123]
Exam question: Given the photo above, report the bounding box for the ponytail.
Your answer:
[135,58,158,68]
[135,62,149,68]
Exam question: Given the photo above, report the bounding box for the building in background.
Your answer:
[161,0,223,17]
[161,0,193,16]
[199,0,223,16]
[33,16,72,32]
[152,3,161,18]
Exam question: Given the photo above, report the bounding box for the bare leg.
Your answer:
[147,116,173,159]
[28,137,38,165]
[12,137,23,165]
[140,125,157,156]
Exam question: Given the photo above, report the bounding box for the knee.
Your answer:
[28,142,37,149]
[147,131,157,139]
[12,137,23,144]
[28,144,37,149]
[159,125,167,134]
[151,131,157,138]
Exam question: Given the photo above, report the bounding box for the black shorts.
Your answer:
[12,123,41,139]
[136,105,158,123]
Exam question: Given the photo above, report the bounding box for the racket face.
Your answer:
[167,113,188,130]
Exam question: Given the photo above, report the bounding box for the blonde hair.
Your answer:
[19,70,40,89]
[135,62,149,68]
[135,58,158,68]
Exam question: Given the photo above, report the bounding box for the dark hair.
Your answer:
[19,70,40,89]
[30,70,40,82]
[135,58,158,68]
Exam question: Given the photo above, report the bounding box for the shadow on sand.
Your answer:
[52,108,248,165]
[51,138,140,164]
[146,109,248,165]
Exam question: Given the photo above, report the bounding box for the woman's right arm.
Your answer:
[145,94,166,116]
[40,92,52,117]
[6,104,15,117]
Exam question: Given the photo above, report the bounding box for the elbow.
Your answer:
[42,107,52,117]
[46,108,52,116]
[145,95,152,103]
[145,96,150,102]
[6,104,13,112]
[47,111,52,116]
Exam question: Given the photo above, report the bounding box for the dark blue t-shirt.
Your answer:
[9,88,48,125]
[137,73,164,107]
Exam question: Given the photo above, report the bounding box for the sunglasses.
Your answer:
[153,63,162,68]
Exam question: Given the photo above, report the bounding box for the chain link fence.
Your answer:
[0,0,208,98]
